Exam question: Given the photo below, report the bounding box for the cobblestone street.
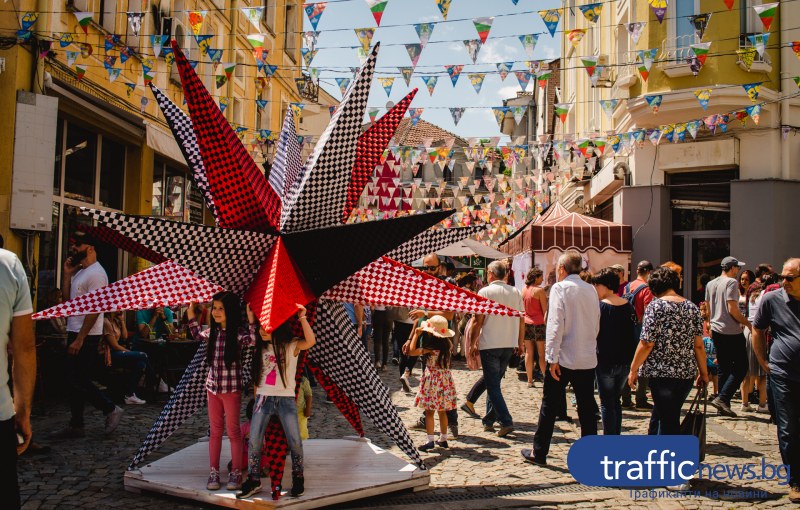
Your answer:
[20,359,797,509]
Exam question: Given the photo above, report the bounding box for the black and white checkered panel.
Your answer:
[129,342,209,469]
[268,109,303,201]
[310,299,425,470]
[148,83,219,223]
[384,226,487,266]
[280,44,379,233]
[83,209,275,296]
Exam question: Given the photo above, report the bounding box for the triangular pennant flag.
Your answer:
[463,39,482,64]
[794,76,800,89]
[792,41,800,61]
[511,106,527,125]
[648,0,668,24]
[303,31,320,50]
[492,107,508,129]
[335,77,351,96]
[581,55,598,77]
[408,107,424,126]
[748,33,769,59]
[124,82,135,98]
[742,82,762,103]
[450,107,465,126]
[579,3,603,24]
[127,12,144,36]
[723,0,734,10]
[445,64,463,86]
[304,2,327,31]
[241,7,264,30]
[73,11,93,34]
[754,3,778,32]
[256,99,269,110]
[627,22,646,44]
[694,89,711,110]
[354,28,376,52]
[554,103,572,123]
[398,66,414,86]
[370,76,392,98]
[405,43,423,67]
[496,62,513,81]
[689,13,712,40]
[645,95,663,114]
[301,48,317,67]
[163,48,175,67]
[141,57,154,76]
[247,33,265,50]
[188,11,206,35]
[103,55,117,69]
[514,71,531,91]
[151,34,168,58]
[368,108,380,123]
[567,29,587,50]
[75,64,87,81]
[637,48,658,82]
[366,0,389,26]
[223,62,236,80]
[691,41,711,66]
[194,35,212,55]
[519,34,538,60]
[737,47,757,70]
[421,75,438,96]
[538,9,562,38]
[216,74,229,89]
[536,68,552,89]
[599,99,619,119]
[66,51,79,67]
[473,17,494,45]
[414,22,435,47]
[59,33,73,48]
[107,68,121,83]
[436,0,452,20]
[468,73,486,94]
[289,102,305,120]
[218,96,231,113]
[746,104,761,125]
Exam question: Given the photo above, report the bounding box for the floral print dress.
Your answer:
[414,351,457,411]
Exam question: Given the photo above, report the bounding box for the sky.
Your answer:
[304,0,563,143]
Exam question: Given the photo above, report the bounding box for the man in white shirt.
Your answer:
[50,231,122,439]
[522,251,600,466]
[468,261,524,437]
[0,247,36,510]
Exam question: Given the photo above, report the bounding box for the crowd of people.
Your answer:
[0,228,798,507]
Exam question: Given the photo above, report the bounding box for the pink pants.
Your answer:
[207,391,244,471]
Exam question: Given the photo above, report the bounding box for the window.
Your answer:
[153,160,186,219]
[741,0,763,35]
[63,122,97,202]
[263,0,277,33]
[99,138,125,209]
[235,50,246,84]
[284,3,298,60]
[233,98,244,126]
[99,0,117,33]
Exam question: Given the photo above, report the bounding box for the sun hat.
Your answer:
[419,315,455,338]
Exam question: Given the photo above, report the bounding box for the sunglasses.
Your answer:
[779,274,797,283]
[424,265,440,271]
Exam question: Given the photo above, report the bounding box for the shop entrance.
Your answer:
[672,231,730,303]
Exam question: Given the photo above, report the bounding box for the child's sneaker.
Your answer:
[207,468,221,490]
[227,469,242,490]
[236,477,261,499]
[290,476,305,497]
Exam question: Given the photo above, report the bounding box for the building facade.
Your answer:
[558,0,800,299]
[0,0,309,309]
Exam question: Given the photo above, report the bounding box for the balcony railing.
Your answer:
[739,33,772,65]
[660,33,700,63]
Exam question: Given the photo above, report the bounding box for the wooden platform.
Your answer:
[124,437,430,509]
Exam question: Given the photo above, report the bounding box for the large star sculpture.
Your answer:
[36,41,519,489]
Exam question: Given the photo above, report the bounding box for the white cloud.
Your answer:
[479,40,521,64]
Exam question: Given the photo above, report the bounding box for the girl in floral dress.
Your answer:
[408,315,457,452]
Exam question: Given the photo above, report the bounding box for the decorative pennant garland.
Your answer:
[463,39,482,64]
[473,17,494,44]
[519,34,538,60]
[637,48,658,82]
[579,3,603,24]
[754,3,778,32]
[414,22,435,47]
[366,0,389,26]
[304,2,328,31]
[468,73,486,94]
[445,64,463,86]
[538,9,562,38]
[648,0,669,24]
[694,89,711,110]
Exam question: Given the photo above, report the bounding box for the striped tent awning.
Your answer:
[531,209,632,253]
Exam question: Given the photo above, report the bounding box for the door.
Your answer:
[673,231,730,303]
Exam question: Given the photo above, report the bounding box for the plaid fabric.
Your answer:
[188,318,257,394]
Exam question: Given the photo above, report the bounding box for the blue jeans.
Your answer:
[248,396,304,479]
[480,348,514,428]
[769,374,800,487]
[647,377,693,435]
[110,350,150,397]
[596,363,629,435]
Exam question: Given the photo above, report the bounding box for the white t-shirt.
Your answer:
[477,281,524,350]
[255,340,300,397]
[0,249,33,421]
[67,262,108,336]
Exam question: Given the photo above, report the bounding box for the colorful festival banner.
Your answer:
[436,0,452,20]
[496,62,513,81]
[694,89,711,110]
[366,0,389,26]
[536,69,552,89]
[648,0,669,24]
[405,43,423,67]
[645,94,663,114]
[519,34,538,60]
[581,55,598,77]
[463,39,483,64]
[600,99,619,119]
[304,31,320,50]
[450,107,465,126]
[66,51,79,67]
[579,3,603,24]
[754,3,778,32]
[627,22,646,44]
[737,47,757,70]
[335,77,351,96]
[689,13,712,40]
[473,17,494,44]
[354,28,376,52]
[446,64,463,86]
[188,11,206,35]
[127,12,144,36]
[414,22,435,46]
[408,107,424,126]
[554,103,572,123]
[748,33,769,58]
[421,76,438,95]
[742,82,762,102]
[538,9,562,38]
[492,107,509,129]
[241,7,264,31]
[195,35,212,55]
[301,48,317,67]
[691,42,711,67]
[746,103,761,125]
[637,48,658,82]
[398,66,414,85]
[74,11,93,34]
[304,2,328,31]
[567,29,587,50]
[468,73,486,93]
[515,71,531,91]
[378,77,395,96]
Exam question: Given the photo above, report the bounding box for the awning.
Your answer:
[146,122,185,165]
[436,238,509,259]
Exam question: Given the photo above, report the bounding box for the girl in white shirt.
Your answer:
[237,305,315,501]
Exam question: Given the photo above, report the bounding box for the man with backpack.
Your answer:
[621,260,655,409]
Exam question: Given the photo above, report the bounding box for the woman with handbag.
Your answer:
[628,267,709,435]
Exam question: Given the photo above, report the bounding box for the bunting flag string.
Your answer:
[579,3,603,24]
[378,76,395,96]
[463,39,482,64]
[754,3,778,32]
[421,75,438,96]
[415,22,435,47]
[567,29,587,50]
[445,64,463,86]
[436,0,452,20]
[398,66,414,86]
[538,9,562,38]
[354,28,376,52]
[496,62,513,81]
[626,22,645,44]
[648,0,669,24]
[637,48,658,82]
[694,89,712,110]
[366,0,389,26]
[304,2,327,31]
[468,73,486,94]
[473,17,494,45]
[645,95,662,114]
[690,13,712,41]
[405,43,423,68]
[742,82,762,103]
[518,34,538,60]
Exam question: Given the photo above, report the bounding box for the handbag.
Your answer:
[680,386,707,462]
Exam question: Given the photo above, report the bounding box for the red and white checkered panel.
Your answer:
[33,261,223,319]
[322,257,522,316]
[384,225,486,266]
[343,89,418,223]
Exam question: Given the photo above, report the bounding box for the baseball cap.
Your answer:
[637,260,654,272]
[610,264,625,272]
[721,256,745,270]
[70,230,98,247]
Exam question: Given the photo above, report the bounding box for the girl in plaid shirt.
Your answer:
[188,292,257,492]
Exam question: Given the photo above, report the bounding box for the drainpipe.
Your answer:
[780,3,791,180]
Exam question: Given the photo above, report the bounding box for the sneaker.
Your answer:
[635,402,653,410]
[157,379,170,393]
[521,448,547,466]
[756,404,769,414]
[290,476,304,497]
[410,417,426,430]
[236,477,262,499]
[497,426,515,438]
[418,441,435,452]
[227,469,242,490]
[527,381,535,388]
[436,440,449,449]
[448,423,459,439]
[460,401,480,419]
[741,402,753,412]
[400,376,411,393]
[483,424,496,433]
[207,468,221,490]
[788,485,800,503]
[48,426,85,439]
[710,397,738,417]
[104,406,124,434]
[124,394,146,405]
